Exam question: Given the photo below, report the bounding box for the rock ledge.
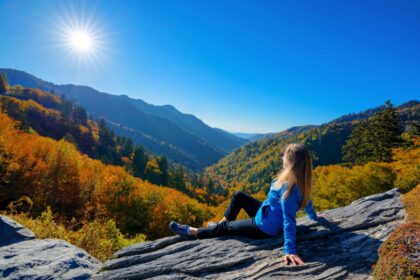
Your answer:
[95,188,405,280]
[0,216,101,280]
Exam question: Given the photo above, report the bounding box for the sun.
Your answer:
[69,31,93,52]
[53,10,107,68]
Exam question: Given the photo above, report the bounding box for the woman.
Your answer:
[169,143,319,266]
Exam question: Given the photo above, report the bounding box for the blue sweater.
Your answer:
[255,180,318,255]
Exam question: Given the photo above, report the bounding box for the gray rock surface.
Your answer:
[94,188,405,280]
[0,216,101,280]
[0,215,35,245]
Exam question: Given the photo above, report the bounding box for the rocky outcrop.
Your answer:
[0,216,101,280]
[0,189,407,279]
[0,216,35,245]
[95,188,405,280]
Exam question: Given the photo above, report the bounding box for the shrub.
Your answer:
[312,162,395,210]
[402,184,420,223]
[392,144,420,193]
[373,223,420,280]
[7,208,145,261]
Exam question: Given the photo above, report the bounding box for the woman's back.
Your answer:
[255,181,317,254]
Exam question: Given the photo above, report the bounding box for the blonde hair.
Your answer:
[273,143,313,209]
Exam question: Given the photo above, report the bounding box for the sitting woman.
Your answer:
[169,143,319,266]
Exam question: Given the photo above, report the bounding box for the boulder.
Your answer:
[0,217,101,280]
[95,188,405,280]
[0,215,35,245]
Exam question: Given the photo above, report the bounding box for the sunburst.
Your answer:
[53,8,108,70]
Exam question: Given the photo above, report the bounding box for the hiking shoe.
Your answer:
[169,221,193,240]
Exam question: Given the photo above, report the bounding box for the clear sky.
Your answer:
[0,0,419,133]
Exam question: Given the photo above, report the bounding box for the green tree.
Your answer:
[96,119,122,165]
[343,101,402,164]
[171,166,186,193]
[369,100,402,161]
[132,145,148,178]
[145,158,162,185]
[206,178,215,194]
[0,73,9,94]
[157,156,169,186]
[342,120,372,164]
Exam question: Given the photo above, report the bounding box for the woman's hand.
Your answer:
[283,254,304,266]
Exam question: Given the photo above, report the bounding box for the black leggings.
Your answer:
[196,191,270,239]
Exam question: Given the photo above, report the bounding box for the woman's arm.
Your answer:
[281,192,300,256]
[304,199,318,221]
[281,192,305,265]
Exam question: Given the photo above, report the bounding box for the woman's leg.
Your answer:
[224,191,262,221]
[195,218,270,239]
[170,191,264,240]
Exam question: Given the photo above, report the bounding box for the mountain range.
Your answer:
[231,132,274,141]
[0,68,248,170]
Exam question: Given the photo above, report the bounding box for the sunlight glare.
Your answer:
[69,31,93,52]
[53,9,108,70]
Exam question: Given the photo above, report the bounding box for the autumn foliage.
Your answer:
[0,109,213,242]
[8,208,146,261]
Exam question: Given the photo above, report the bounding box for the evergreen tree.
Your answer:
[0,73,9,94]
[144,158,162,185]
[157,156,169,186]
[206,178,215,194]
[132,145,148,178]
[61,99,74,124]
[342,120,371,164]
[343,101,402,164]
[74,106,88,126]
[369,100,402,161]
[171,166,186,193]
[96,119,122,165]
[120,138,134,158]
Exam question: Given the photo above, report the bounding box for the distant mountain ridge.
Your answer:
[0,68,247,170]
[232,132,274,141]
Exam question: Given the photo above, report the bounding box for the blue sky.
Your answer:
[0,0,419,133]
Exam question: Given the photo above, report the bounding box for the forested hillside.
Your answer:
[0,80,226,206]
[0,90,220,261]
[0,68,247,170]
[206,101,419,194]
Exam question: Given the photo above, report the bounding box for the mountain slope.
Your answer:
[0,68,247,170]
[206,101,419,193]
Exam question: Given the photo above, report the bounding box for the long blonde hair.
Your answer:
[273,143,313,209]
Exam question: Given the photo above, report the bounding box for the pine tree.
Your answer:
[96,119,122,165]
[206,178,215,194]
[369,100,402,162]
[343,120,371,164]
[0,73,9,94]
[157,156,169,186]
[342,101,402,164]
[132,145,148,178]
[171,166,186,192]
[120,138,134,158]
[144,158,162,185]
